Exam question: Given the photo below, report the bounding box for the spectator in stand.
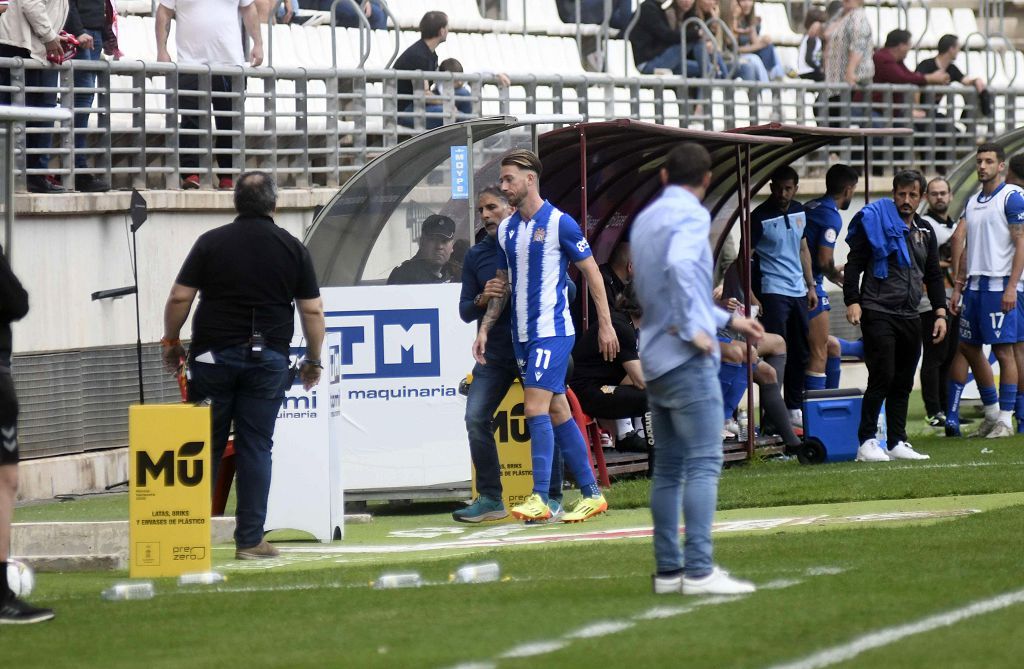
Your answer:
[393,11,447,128]
[692,0,764,81]
[630,0,723,77]
[0,0,71,193]
[66,0,120,193]
[796,7,826,82]
[571,285,649,453]
[156,0,263,191]
[556,0,634,31]
[426,58,472,129]
[918,177,960,430]
[254,0,296,24]
[873,29,950,110]
[803,163,858,394]
[731,0,785,80]
[844,170,946,461]
[307,0,385,29]
[822,0,873,125]
[915,34,989,169]
[751,166,817,425]
[387,214,456,285]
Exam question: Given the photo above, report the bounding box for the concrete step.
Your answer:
[11,518,237,559]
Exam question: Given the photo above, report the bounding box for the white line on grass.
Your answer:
[564,621,636,638]
[740,460,1024,478]
[498,641,570,658]
[763,587,1024,669]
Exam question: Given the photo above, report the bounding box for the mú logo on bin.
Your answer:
[326,309,441,379]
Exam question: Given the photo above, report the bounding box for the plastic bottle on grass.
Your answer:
[178,572,226,586]
[373,572,422,589]
[102,581,155,601]
[451,562,500,584]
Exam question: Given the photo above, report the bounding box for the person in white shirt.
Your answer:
[155,0,263,190]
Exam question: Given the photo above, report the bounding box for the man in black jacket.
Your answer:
[844,170,947,463]
[0,248,54,623]
[630,0,713,76]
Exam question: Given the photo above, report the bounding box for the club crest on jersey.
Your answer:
[824,228,838,243]
[533,227,547,242]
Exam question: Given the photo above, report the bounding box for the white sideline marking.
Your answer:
[447,664,495,669]
[763,587,1024,669]
[742,460,1024,478]
[565,621,636,639]
[499,641,569,658]
[805,566,845,576]
[760,579,804,590]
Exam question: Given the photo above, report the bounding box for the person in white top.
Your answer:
[155,0,263,191]
[947,143,1024,439]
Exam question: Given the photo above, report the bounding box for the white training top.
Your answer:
[964,182,1024,289]
[159,0,254,66]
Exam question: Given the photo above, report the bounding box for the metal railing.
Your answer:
[0,55,1016,191]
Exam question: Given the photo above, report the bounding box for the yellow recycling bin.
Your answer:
[128,404,212,578]
[471,379,534,513]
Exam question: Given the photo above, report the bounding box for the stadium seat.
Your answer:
[954,8,983,48]
[505,0,598,37]
[757,2,801,47]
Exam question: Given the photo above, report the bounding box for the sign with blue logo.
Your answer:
[450,145,469,200]
[327,308,441,379]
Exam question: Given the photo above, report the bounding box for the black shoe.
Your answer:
[26,175,65,194]
[616,431,650,453]
[0,595,55,624]
[74,174,110,193]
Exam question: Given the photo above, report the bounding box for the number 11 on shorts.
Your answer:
[534,348,551,370]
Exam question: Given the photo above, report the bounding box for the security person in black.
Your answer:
[0,247,54,624]
[387,214,457,285]
[161,172,325,560]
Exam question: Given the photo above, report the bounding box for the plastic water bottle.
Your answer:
[373,572,423,589]
[738,411,749,441]
[102,581,155,601]
[451,562,500,584]
[178,572,226,586]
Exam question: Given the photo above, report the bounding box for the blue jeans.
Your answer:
[647,355,724,577]
[312,0,386,29]
[0,43,59,171]
[425,86,472,129]
[189,345,291,548]
[639,44,723,78]
[464,358,564,502]
[72,29,104,168]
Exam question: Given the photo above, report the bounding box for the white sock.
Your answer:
[616,419,633,439]
[984,403,1000,421]
[999,410,1013,427]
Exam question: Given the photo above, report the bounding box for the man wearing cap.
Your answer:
[388,214,457,285]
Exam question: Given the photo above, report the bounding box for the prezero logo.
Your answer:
[327,309,441,379]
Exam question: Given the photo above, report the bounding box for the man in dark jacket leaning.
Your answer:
[844,169,947,463]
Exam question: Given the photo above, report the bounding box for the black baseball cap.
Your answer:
[422,214,455,240]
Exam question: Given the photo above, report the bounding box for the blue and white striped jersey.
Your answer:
[496,200,592,342]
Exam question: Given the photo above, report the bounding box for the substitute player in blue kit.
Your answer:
[948,143,1024,438]
[472,149,619,523]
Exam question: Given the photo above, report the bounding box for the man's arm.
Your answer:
[817,245,843,285]
[296,297,326,390]
[240,1,264,67]
[622,359,645,390]
[843,221,868,324]
[471,270,509,364]
[922,228,948,343]
[458,252,485,323]
[1005,224,1024,313]
[949,217,967,315]
[155,4,174,62]
[800,238,818,310]
[161,283,198,371]
[575,256,619,362]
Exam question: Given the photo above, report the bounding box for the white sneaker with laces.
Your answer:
[985,421,1013,439]
[682,567,756,595]
[887,440,930,460]
[856,438,890,462]
[975,416,998,438]
[652,573,683,594]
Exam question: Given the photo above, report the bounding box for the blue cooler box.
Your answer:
[802,389,886,464]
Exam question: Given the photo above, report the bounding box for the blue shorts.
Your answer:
[808,283,831,320]
[513,335,575,394]
[959,287,1018,345]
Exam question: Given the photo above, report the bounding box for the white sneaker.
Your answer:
[887,440,930,460]
[652,573,683,594]
[856,438,890,462]
[723,419,741,435]
[789,408,803,427]
[682,567,756,595]
[975,416,998,438]
[986,421,1013,439]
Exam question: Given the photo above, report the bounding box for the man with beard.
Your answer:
[388,214,457,285]
[947,144,1024,438]
[844,170,947,461]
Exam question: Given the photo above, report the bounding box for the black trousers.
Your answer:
[759,293,809,410]
[178,73,235,174]
[575,383,647,420]
[920,311,959,417]
[859,309,922,443]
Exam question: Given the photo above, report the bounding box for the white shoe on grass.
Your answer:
[856,438,890,462]
[974,416,998,438]
[985,422,1013,439]
[653,566,756,596]
[887,441,930,460]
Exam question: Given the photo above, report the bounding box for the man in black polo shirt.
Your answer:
[161,171,325,560]
[392,11,448,128]
[387,214,457,285]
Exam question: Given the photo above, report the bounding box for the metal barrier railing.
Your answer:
[0,56,1014,191]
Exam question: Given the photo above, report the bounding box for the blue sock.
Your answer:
[825,356,842,389]
[553,418,598,495]
[526,415,554,501]
[1016,394,1024,432]
[805,373,826,391]
[979,385,998,411]
[722,363,749,419]
[999,384,1017,412]
[947,380,965,427]
[719,362,739,419]
[839,338,864,359]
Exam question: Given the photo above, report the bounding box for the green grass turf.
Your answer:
[6,503,1024,668]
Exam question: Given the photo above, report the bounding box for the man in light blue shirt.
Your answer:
[632,143,763,596]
